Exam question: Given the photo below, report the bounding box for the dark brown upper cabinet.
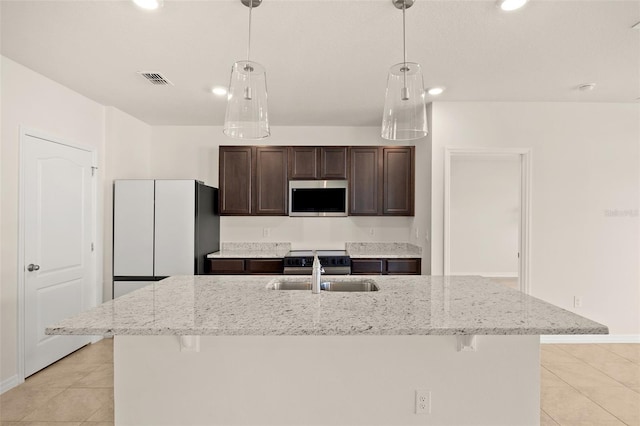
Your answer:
[349,147,382,215]
[219,146,288,216]
[383,147,415,216]
[220,145,413,216]
[319,147,348,179]
[349,146,415,216]
[289,147,348,180]
[289,147,318,179]
[219,146,252,215]
[254,147,288,215]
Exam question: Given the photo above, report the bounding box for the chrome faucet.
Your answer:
[311,252,325,294]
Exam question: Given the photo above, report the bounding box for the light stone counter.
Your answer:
[207,242,423,258]
[207,242,291,258]
[346,242,422,258]
[47,275,607,337]
[50,275,607,425]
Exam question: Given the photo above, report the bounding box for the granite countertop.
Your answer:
[345,242,422,258]
[207,242,291,258]
[208,242,422,259]
[47,275,608,337]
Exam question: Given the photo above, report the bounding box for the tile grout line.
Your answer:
[541,408,561,426]
[542,345,636,426]
[12,382,69,422]
[547,346,633,426]
[540,364,574,426]
[598,344,640,365]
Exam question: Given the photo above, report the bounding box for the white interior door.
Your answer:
[23,134,95,377]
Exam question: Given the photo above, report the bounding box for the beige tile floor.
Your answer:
[1,339,638,425]
[0,339,113,426]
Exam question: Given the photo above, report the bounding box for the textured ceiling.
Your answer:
[1,0,639,126]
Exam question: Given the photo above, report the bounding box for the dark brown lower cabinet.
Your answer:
[208,259,246,274]
[207,258,284,275]
[350,259,385,274]
[351,258,421,275]
[208,257,418,275]
[386,259,421,275]
[245,259,284,274]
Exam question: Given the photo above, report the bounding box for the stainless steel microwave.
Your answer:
[289,180,348,217]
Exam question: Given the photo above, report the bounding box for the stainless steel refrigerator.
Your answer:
[112,179,219,298]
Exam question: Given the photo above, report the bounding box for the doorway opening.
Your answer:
[444,148,532,294]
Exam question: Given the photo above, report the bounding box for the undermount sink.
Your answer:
[267,278,379,292]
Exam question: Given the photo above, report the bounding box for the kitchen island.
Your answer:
[47,275,607,426]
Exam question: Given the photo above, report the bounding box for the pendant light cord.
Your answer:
[402,1,407,68]
[247,0,253,62]
[402,1,407,96]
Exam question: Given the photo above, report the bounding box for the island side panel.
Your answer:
[114,335,540,426]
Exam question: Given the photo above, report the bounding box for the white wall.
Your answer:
[150,126,424,250]
[431,102,640,335]
[0,56,106,385]
[103,107,152,300]
[450,155,520,276]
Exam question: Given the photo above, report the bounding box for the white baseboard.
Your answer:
[0,375,20,394]
[452,272,518,278]
[541,334,640,344]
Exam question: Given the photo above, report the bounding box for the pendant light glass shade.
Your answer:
[223,60,270,139]
[381,62,428,140]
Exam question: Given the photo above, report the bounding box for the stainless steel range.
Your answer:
[283,250,351,275]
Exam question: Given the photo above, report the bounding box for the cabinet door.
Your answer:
[154,180,196,276]
[113,180,155,277]
[351,259,385,274]
[383,147,415,216]
[320,147,348,180]
[254,147,288,215]
[289,147,318,180]
[386,259,421,275]
[219,146,252,215]
[349,147,381,215]
[208,259,246,274]
[245,259,284,274]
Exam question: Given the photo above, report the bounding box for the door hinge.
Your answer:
[91,166,98,176]
[91,242,95,252]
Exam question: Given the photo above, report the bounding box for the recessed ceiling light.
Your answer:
[132,0,163,11]
[427,87,445,96]
[212,87,228,96]
[497,0,528,12]
[578,83,596,92]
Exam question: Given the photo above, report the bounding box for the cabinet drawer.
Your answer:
[208,259,245,274]
[386,259,421,275]
[246,259,284,274]
[351,259,385,274]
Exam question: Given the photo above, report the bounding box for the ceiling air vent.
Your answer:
[138,71,173,86]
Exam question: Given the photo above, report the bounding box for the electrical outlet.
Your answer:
[574,296,583,308]
[263,228,270,237]
[415,389,431,414]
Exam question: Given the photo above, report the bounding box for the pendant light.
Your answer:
[224,0,270,139]
[381,0,428,141]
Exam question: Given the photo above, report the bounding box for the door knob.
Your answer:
[27,264,40,271]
